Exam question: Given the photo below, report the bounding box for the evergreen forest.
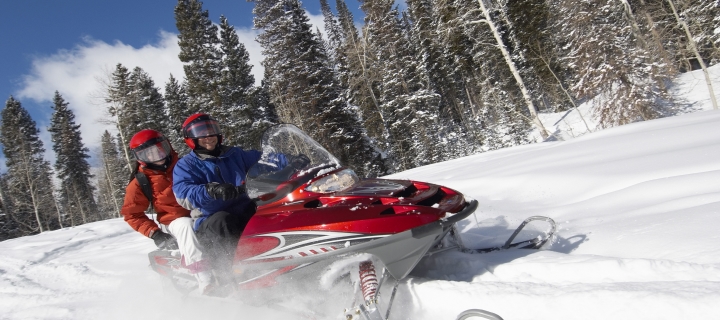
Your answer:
[1,0,718,240]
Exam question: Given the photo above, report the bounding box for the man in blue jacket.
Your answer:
[172,113,268,280]
[173,113,311,282]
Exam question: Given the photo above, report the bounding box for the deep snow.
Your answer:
[1,65,719,320]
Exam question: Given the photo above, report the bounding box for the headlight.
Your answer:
[305,169,359,193]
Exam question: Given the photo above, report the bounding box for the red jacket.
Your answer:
[121,152,190,237]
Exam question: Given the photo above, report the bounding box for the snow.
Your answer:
[1,65,719,319]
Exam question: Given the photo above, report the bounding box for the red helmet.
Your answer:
[182,113,223,150]
[129,129,172,166]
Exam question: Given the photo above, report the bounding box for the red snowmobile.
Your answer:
[149,124,556,320]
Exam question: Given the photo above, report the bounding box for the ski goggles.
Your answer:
[133,138,172,163]
[183,118,222,139]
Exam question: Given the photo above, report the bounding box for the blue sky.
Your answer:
[0,0,364,170]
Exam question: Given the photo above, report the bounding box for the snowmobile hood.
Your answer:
[335,179,413,197]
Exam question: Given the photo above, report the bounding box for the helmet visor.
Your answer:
[184,119,222,139]
[134,139,172,163]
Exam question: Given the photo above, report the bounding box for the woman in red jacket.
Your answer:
[121,129,215,294]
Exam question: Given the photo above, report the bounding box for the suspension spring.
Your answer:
[359,261,379,304]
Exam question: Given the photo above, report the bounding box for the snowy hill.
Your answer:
[1,66,719,320]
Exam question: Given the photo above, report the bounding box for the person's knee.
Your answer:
[221,211,250,236]
[198,211,234,236]
[170,217,194,228]
[168,217,194,235]
[209,211,232,223]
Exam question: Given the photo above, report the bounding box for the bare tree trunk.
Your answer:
[349,22,382,119]
[475,0,550,138]
[90,69,135,173]
[53,192,63,229]
[64,188,75,227]
[116,128,133,173]
[532,41,592,133]
[618,0,647,45]
[620,0,675,94]
[637,0,677,75]
[101,155,122,218]
[24,169,44,233]
[458,81,483,146]
[72,184,87,224]
[666,0,718,110]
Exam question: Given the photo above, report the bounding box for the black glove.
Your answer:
[205,182,246,200]
[151,231,178,250]
[290,154,311,169]
[236,184,247,195]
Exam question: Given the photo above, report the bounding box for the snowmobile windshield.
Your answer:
[246,124,352,202]
[133,138,171,163]
[183,118,222,138]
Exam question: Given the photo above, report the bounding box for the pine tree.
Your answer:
[667,0,718,109]
[129,67,168,134]
[0,173,23,240]
[405,0,476,158]
[360,0,443,171]
[106,64,170,166]
[429,0,490,148]
[217,15,263,148]
[459,0,535,149]
[472,0,550,139]
[175,0,222,112]
[711,0,720,64]
[334,0,387,149]
[254,0,386,176]
[164,74,192,155]
[548,0,673,127]
[105,63,134,171]
[255,0,320,127]
[673,0,720,67]
[244,77,280,150]
[502,0,566,112]
[502,0,594,134]
[48,91,98,225]
[626,0,678,77]
[0,97,60,235]
[96,131,127,218]
[320,0,344,70]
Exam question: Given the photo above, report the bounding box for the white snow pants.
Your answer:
[167,217,205,268]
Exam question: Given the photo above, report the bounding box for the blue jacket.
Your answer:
[173,146,262,230]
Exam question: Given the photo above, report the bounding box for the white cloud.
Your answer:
[11,14,325,170]
[307,11,327,39]
[15,28,264,167]
[16,31,184,166]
